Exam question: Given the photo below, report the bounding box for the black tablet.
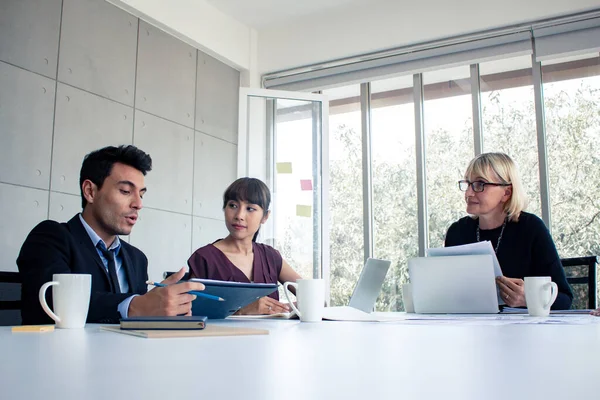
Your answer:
[189,279,278,319]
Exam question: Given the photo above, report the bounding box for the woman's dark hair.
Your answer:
[223,178,271,242]
[79,145,152,208]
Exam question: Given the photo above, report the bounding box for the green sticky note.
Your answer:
[276,162,293,174]
[296,205,312,218]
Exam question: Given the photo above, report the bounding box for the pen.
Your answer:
[146,280,225,302]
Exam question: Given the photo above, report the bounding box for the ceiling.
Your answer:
[205,0,375,29]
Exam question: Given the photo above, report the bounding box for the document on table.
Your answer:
[501,307,595,315]
[321,309,597,324]
[320,311,600,325]
[228,307,407,322]
[322,306,407,322]
[388,313,600,325]
[228,311,298,320]
[427,241,503,277]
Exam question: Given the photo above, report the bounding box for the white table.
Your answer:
[1,316,599,400]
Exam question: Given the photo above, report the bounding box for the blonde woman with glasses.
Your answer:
[444,152,573,310]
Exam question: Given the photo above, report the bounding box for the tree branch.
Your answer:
[583,210,600,229]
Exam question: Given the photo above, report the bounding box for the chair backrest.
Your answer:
[561,256,598,309]
[0,271,22,326]
[163,271,191,281]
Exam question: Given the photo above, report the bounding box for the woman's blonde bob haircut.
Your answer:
[464,152,528,222]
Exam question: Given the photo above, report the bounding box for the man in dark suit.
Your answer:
[17,145,204,324]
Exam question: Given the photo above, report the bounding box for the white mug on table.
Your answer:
[524,276,558,317]
[39,273,91,328]
[283,279,324,322]
[402,283,414,313]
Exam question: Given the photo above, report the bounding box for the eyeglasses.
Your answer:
[458,180,511,193]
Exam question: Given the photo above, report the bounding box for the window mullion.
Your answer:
[414,73,428,256]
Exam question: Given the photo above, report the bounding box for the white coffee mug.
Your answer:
[39,274,91,328]
[524,276,558,317]
[402,283,414,313]
[283,279,324,322]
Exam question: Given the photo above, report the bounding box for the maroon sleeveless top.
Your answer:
[187,240,283,300]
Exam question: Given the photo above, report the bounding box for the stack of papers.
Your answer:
[394,313,600,325]
[427,241,503,277]
[427,241,504,305]
[500,307,594,315]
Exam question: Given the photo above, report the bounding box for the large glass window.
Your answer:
[371,76,417,311]
[423,66,474,248]
[480,55,541,216]
[265,23,600,309]
[542,54,600,259]
[323,85,364,307]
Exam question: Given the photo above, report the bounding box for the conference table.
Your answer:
[1,313,599,400]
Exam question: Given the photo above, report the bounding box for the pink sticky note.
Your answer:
[300,179,313,191]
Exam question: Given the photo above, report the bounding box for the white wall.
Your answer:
[257,0,600,73]
[0,0,235,278]
[106,0,256,74]
[102,0,599,82]
[106,0,262,87]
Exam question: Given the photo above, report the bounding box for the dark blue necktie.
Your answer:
[97,243,121,294]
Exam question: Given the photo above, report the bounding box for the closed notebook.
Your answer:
[120,316,207,330]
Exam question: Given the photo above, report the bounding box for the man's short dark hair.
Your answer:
[79,145,152,208]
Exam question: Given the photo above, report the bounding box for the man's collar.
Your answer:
[78,213,121,253]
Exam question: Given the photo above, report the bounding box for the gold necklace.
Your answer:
[476,218,507,254]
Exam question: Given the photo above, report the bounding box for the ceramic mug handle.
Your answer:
[283,282,301,318]
[543,282,558,309]
[39,281,61,323]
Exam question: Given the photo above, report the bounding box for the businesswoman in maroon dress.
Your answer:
[188,177,302,315]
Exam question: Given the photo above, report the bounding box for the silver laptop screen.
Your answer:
[348,258,391,312]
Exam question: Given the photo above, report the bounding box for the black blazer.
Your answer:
[17,215,148,324]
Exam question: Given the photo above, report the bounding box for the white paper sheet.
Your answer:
[227,311,298,320]
[375,312,600,325]
[321,306,409,322]
[427,241,503,277]
[501,307,594,315]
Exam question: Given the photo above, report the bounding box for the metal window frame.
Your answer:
[531,41,552,230]
[312,101,323,279]
[360,83,374,262]
[470,64,484,156]
[413,73,428,256]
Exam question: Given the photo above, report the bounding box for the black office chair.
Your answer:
[163,271,191,281]
[561,256,598,310]
[0,271,22,326]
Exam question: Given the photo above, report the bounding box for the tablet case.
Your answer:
[189,279,278,319]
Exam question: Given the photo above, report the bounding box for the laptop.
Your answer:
[408,254,499,314]
[321,258,391,321]
[347,258,392,312]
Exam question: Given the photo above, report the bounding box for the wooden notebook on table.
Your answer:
[100,324,269,338]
